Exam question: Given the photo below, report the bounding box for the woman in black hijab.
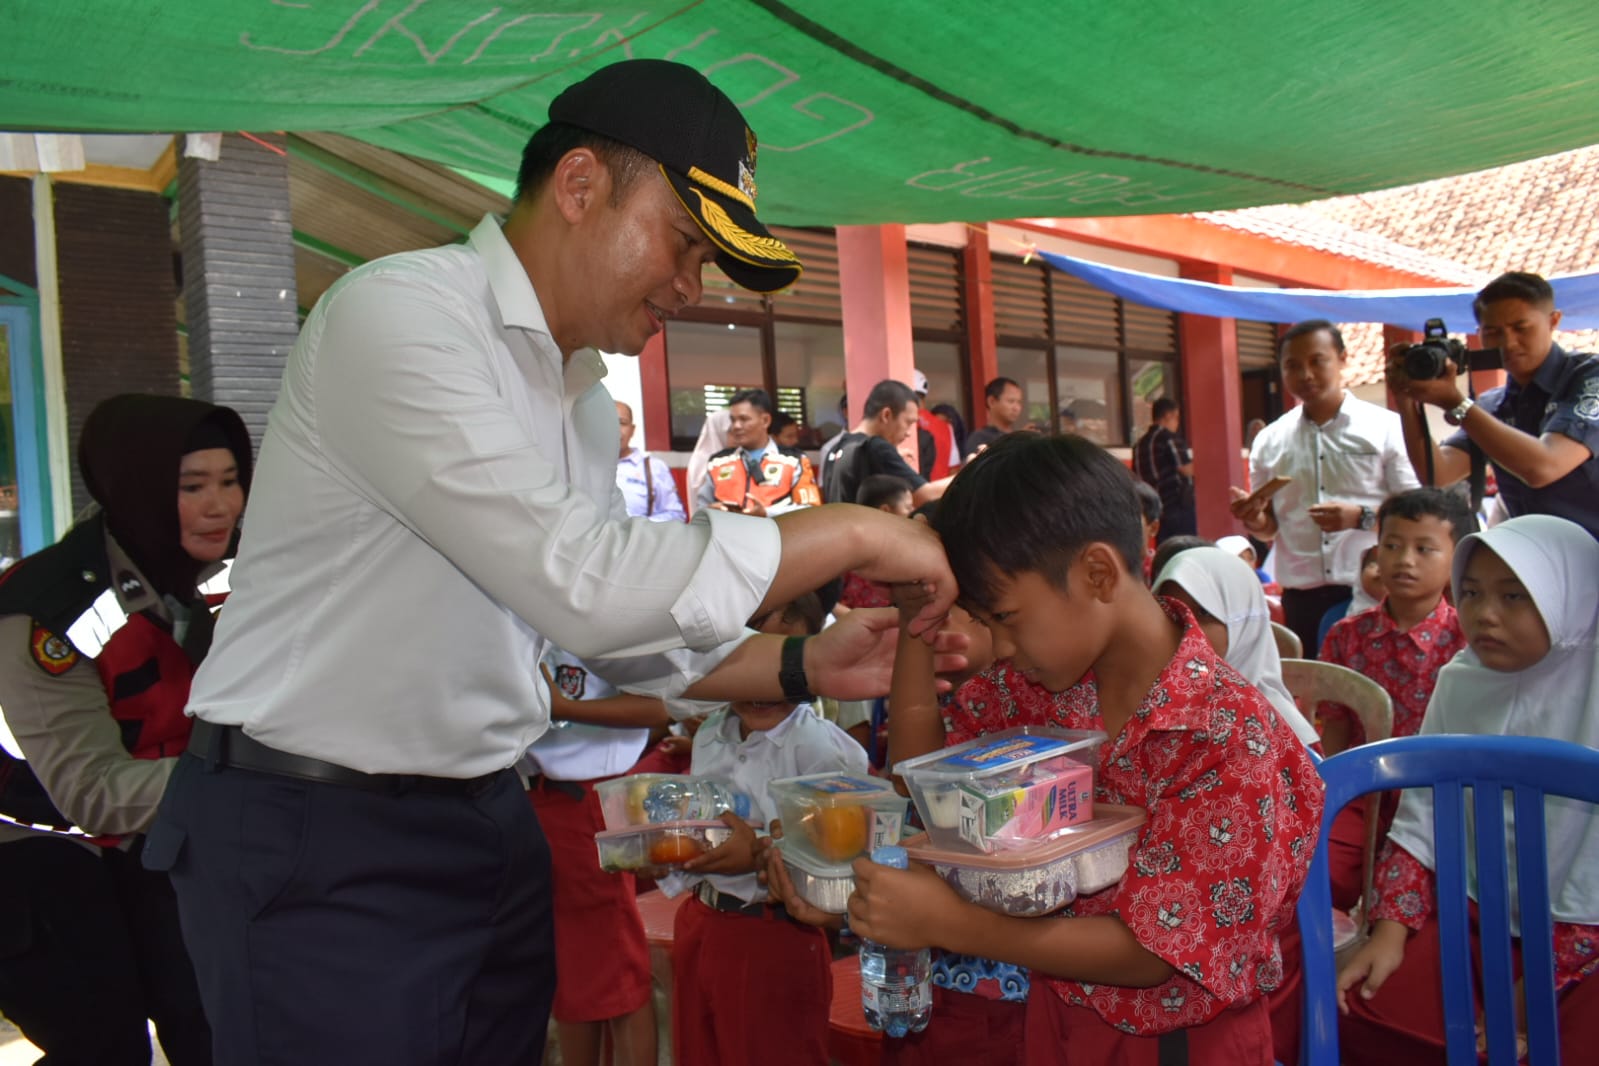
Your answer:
[0,394,250,1065]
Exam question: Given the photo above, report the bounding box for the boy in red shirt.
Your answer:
[1316,488,1471,910]
[848,434,1324,1065]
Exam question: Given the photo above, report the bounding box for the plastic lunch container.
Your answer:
[594,820,733,874]
[903,803,1146,916]
[775,837,856,914]
[766,772,908,866]
[593,773,747,832]
[893,726,1107,853]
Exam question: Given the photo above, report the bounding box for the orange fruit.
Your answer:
[648,834,704,865]
[802,804,870,862]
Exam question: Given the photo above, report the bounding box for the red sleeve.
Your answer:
[940,671,1015,747]
[1314,620,1358,730]
[1370,840,1434,930]
[1069,707,1322,1018]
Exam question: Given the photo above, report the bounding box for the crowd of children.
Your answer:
[522,423,1597,1065]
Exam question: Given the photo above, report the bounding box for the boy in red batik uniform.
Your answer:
[1316,488,1470,910]
[848,435,1325,1065]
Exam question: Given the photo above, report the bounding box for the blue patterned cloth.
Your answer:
[930,950,1030,1003]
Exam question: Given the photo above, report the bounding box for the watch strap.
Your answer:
[779,636,813,703]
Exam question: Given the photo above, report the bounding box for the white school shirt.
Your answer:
[1248,392,1419,590]
[187,218,779,777]
[518,648,650,782]
[689,703,868,903]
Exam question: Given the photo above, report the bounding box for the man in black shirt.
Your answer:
[964,376,1024,455]
[821,380,954,506]
[1392,272,1599,539]
[1132,397,1196,540]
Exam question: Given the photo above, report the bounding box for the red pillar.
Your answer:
[639,330,672,453]
[837,225,917,462]
[1177,261,1245,538]
[963,226,998,429]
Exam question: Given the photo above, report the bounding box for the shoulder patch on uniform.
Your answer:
[554,664,586,700]
[30,622,79,675]
[1573,374,1599,423]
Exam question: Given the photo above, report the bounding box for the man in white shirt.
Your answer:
[146,59,959,1066]
[1230,320,1420,655]
[615,400,685,521]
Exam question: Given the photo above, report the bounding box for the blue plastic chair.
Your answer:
[1296,734,1599,1065]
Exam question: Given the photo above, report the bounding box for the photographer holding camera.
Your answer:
[1389,272,1599,539]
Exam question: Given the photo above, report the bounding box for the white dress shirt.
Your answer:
[1249,391,1420,590]
[188,218,780,777]
[689,702,867,903]
[616,447,686,522]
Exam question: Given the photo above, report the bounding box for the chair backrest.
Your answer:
[1271,621,1303,660]
[1297,734,1599,1066]
[1279,658,1394,746]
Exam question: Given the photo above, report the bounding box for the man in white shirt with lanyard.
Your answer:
[615,399,685,521]
[145,59,959,1066]
[1231,319,1420,655]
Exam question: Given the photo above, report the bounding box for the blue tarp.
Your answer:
[1039,252,1599,333]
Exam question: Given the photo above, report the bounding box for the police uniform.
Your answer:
[1443,343,1599,538]
[701,440,823,512]
[0,394,247,1065]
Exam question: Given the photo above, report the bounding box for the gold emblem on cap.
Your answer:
[688,166,754,210]
[689,189,799,265]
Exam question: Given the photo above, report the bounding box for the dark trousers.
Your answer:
[1156,502,1197,542]
[147,753,554,1066]
[1281,585,1352,660]
[0,834,211,1065]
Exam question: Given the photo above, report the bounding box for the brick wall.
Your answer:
[54,183,180,512]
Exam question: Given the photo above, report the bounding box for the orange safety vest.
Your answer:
[706,445,823,510]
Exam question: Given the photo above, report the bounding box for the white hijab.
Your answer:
[685,409,731,515]
[1386,515,1599,929]
[1154,547,1320,746]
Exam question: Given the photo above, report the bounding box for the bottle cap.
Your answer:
[870,845,909,870]
[732,793,753,820]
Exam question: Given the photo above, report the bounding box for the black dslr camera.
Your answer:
[1400,318,1502,379]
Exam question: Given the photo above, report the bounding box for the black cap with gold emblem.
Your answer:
[548,58,802,294]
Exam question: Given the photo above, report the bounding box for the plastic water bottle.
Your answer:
[640,777,754,823]
[858,845,932,1037]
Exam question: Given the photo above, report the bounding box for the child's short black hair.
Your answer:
[856,474,913,510]
[1377,487,1477,545]
[932,434,1145,609]
[750,591,826,636]
[1132,480,1163,525]
[1150,535,1213,582]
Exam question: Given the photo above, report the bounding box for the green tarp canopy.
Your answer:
[5,0,1599,224]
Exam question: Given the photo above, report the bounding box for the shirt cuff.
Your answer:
[669,509,780,650]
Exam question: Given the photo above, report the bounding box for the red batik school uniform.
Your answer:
[520,651,653,1029]
[1339,843,1599,1064]
[703,444,823,512]
[944,600,1326,1066]
[1316,600,1463,909]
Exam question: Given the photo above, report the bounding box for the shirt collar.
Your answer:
[100,527,164,617]
[1531,343,1569,395]
[709,701,813,749]
[1133,598,1236,733]
[1366,597,1454,645]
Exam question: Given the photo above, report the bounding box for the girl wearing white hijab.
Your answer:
[1336,514,1599,1063]
[1154,546,1320,747]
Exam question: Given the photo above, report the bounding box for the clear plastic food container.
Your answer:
[775,837,856,914]
[767,772,907,866]
[594,820,733,873]
[903,803,1146,916]
[593,773,752,831]
[893,726,1106,853]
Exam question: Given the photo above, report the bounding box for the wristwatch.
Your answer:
[1444,397,1476,426]
[1358,505,1375,531]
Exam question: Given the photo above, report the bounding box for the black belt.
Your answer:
[695,881,793,922]
[186,719,504,797]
